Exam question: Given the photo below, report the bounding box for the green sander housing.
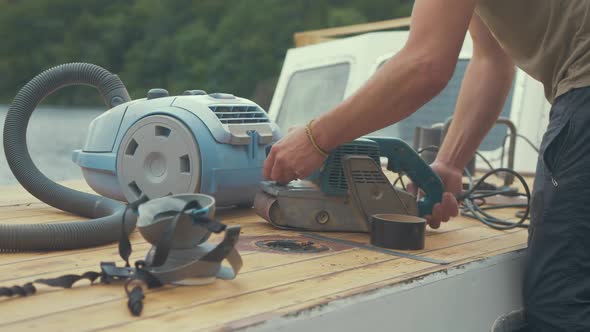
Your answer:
[254,137,444,232]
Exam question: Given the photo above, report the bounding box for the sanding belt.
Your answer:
[256,193,447,265]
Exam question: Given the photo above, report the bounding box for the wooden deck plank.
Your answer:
[0,204,66,217]
[0,201,495,266]
[0,178,530,331]
[0,207,520,283]
[124,234,527,332]
[0,222,321,266]
[0,225,524,330]
[8,231,525,332]
[0,213,81,225]
[0,180,94,205]
[221,244,527,331]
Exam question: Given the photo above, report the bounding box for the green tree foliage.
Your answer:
[0,0,413,107]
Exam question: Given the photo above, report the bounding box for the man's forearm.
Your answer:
[435,54,515,170]
[308,0,476,151]
[312,49,452,151]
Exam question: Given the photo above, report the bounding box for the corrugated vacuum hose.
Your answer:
[2,63,134,251]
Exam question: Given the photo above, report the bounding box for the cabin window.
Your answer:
[276,63,350,131]
[372,59,516,151]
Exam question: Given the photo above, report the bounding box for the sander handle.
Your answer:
[366,136,444,217]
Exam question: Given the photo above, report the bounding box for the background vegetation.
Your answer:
[0,0,413,108]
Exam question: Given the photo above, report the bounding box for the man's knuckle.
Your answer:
[275,156,285,166]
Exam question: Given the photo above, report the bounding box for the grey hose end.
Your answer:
[2,63,135,251]
[0,206,138,253]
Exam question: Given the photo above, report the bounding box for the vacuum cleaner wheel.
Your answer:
[117,115,201,202]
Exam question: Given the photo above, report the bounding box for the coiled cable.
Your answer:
[395,146,532,230]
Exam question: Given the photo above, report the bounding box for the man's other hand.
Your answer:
[408,161,462,229]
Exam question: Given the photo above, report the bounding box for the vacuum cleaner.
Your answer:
[2,62,281,252]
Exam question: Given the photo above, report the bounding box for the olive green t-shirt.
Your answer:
[476,0,590,103]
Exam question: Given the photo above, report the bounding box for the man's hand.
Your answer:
[263,127,326,184]
[408,161,462,229]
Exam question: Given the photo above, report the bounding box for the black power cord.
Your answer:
[394,146,531,230]
[458,167,530,230]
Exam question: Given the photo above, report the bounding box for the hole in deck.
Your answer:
[255,240,329,253]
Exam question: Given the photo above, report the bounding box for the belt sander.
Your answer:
[254,137,444,232]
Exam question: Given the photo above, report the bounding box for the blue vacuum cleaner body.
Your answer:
[73,89,282,207]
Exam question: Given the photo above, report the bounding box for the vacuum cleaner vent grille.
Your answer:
[350,170,388,184]
[209,105,270,124]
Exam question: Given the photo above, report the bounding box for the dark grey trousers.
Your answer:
[524,86,590,331]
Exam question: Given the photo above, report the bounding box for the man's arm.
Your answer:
[264,2,514,226]
[422,14,515,228]
[434,15,515,171]
[312,0,477,151]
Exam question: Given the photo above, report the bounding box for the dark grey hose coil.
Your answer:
[2,63,134,251]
